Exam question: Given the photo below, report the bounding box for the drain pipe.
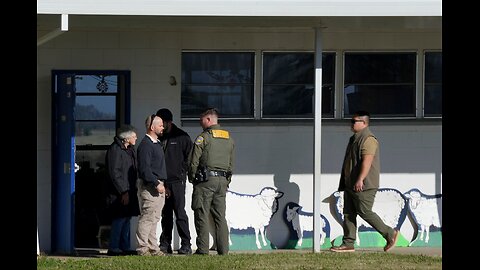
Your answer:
[37,14,68,46]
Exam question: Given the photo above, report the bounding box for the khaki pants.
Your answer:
[136,179,165,253]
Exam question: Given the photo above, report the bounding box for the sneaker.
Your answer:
[150,249,165,256]
[384,229,399,252]
[159,245,173,254]
[330,245,355,253]
[177,246,192,255]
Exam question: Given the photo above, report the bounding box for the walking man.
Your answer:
[330,110,399,253]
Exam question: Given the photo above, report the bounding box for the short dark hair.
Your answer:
[353,110,370,117]
[353,110,370,124]
[156,108,173,122]
[200,107,219,117]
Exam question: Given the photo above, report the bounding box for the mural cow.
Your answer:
[332,188,408,246]
[285,202,330,248]
[225,187,284,249]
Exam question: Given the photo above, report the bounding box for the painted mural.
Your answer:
[404,188,442,247]
[284,202,331,249]
[225,187,284,250]
[223,186,442,250]
[330,188,409,248]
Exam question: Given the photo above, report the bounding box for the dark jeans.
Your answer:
[109,217,131,251]
[160,181,191,248]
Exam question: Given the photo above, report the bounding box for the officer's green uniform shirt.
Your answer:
[188,124,235,181]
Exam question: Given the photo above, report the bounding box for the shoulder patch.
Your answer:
[211,129,230,139]
[195,136,204,145]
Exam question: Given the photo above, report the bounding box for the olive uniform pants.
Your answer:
[342,188,396,247]
[192,176,229,255]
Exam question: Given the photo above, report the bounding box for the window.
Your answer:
[344,52,416,118]
[74,75,119,146]
[424,52,442,117]
[262,52,335,118]
[181,52,255,118]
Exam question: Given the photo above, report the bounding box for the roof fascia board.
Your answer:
[37,0,442,16]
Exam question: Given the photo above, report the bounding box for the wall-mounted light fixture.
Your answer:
[169,76,177,86]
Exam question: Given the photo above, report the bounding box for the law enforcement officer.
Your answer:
[188,107,234,255]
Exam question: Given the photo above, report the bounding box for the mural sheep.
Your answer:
[404,189,442,245]
[225,187,284,249]
[333,188,408,246]
[285,202,330,247]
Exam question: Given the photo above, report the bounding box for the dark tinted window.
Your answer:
[181,52,254,118]
[344,52,416,117]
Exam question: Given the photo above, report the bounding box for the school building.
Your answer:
[37,0,442,254]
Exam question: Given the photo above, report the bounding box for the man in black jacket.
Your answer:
[156,108,194,255]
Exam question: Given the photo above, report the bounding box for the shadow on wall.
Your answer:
[284,202,331,249]
[266,171,299,249]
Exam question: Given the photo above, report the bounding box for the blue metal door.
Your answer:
[52,73,76,254]
[52,70,130,253]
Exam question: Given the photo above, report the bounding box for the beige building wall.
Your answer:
[37,18,441,251]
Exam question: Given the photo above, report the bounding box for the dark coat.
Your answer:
[159,123,193,184]
[105,136,140,218]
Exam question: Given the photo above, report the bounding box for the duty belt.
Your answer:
[208,170,228,177]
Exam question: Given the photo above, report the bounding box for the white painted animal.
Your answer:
[226,187,283,249]
[404,189,442,244]
[285,203,325,247]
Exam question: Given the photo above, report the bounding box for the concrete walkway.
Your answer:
[230,247,441,257]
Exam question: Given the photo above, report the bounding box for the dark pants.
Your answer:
[160,180,191,249]
[192,176,229,255]
[342,188,395,247]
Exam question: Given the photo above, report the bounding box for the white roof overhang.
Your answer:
[37,0,441,16]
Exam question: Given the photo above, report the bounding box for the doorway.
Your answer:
[52,70,130,253]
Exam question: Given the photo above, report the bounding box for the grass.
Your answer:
[37,252,442,270]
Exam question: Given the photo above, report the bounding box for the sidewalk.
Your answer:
[231,247,441,257]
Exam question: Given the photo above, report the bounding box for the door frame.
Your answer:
[51,69,131,254]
